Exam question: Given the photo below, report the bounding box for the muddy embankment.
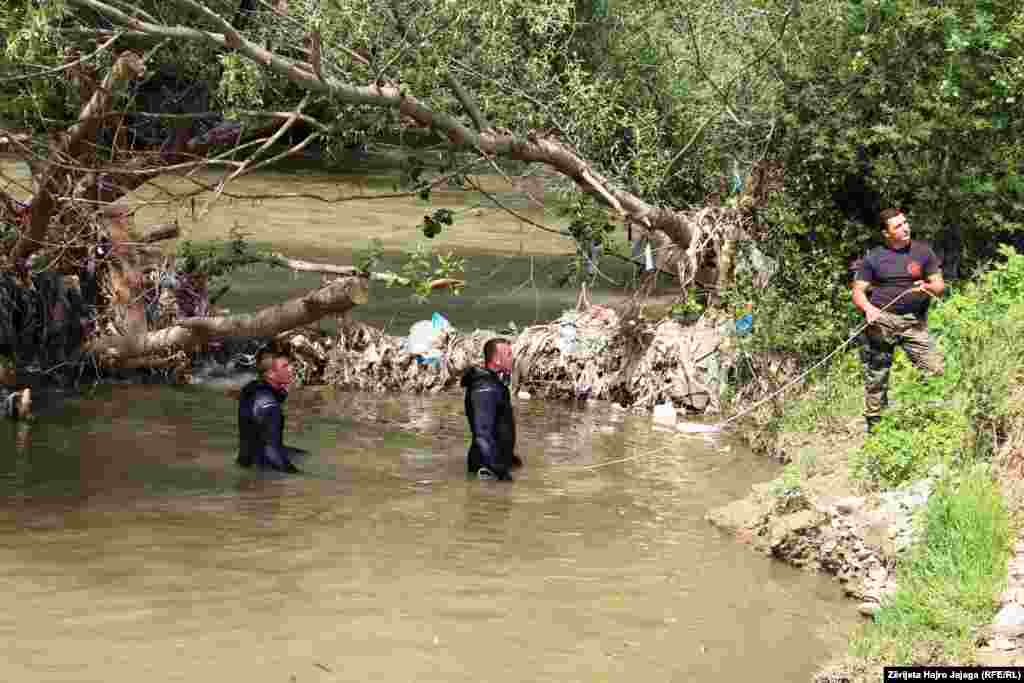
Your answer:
[704,422,946,618]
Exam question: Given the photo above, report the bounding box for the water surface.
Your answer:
[0,386,852,682]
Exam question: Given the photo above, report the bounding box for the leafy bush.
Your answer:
[851,403,968,490]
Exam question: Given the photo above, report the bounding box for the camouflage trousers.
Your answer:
[860,312,943,418]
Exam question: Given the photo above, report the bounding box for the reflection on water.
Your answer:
[0,386,851,682]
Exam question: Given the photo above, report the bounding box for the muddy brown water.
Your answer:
[2,160,853,679]
[0,386,853,682]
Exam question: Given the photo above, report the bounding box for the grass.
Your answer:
[850,465,1012,667]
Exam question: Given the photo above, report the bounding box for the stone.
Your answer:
[767,510,824,551]
[993,604,1024,636]
[834,496,866,515]
[992,635,1018,651]
[869,566,888,583]
[517,390,532,400]
[858,602,880,618]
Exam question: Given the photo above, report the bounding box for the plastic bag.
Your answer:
[408,313,451,355]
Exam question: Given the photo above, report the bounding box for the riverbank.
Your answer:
[708,247,1024,681]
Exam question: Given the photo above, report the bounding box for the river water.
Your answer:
[0,158,853,680]
[0,384,852,682]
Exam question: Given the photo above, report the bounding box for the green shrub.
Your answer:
[850,404,968,490]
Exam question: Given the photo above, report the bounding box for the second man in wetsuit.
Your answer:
[461,337,522,481]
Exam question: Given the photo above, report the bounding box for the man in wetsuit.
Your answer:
[852,208,945,433]
[237,352,307,473]
[461,337,522,481]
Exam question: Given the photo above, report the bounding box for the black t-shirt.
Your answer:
[855,241,940,318]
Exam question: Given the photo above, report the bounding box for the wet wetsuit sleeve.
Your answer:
[253,396,299,473]
[469,384,508,478]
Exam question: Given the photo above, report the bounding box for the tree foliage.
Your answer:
[2,0,1023,366]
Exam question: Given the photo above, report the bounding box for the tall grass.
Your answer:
[850,466,1011,665]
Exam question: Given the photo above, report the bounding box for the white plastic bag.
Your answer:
[408,313,451,355]
[407,320,437,355]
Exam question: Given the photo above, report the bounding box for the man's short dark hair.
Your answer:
[483,337,510,363]
[257,351,288,375]
[879,208,903,229]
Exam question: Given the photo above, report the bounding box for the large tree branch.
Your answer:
[444,72,490,132]
[68,0,696,251]
[87,275,369,362]
[12,50,145,264]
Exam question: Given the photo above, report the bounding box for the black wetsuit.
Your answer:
[461,367,521,480]
[237,380,306,473]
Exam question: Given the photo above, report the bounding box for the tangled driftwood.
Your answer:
[313,304,736,414]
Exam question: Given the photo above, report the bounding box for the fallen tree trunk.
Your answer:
[87,275,369,363]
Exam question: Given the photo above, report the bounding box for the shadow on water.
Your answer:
[0,385,855,682]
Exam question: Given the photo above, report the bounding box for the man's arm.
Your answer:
[852,280,882,324]
[253,396,299,473]
[914,271,945,297]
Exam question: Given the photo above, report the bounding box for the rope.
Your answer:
[718,287,931,428]
[556,286,934,472]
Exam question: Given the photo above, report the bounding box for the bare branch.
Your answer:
[12,50,145,263]
[68,0,695,250]
[139,222,180,243]
[444,72,489,132]
[270,253,465,290]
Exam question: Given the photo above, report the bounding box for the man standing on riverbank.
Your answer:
[852,208,945,433]
[237,352,308,473]
[461,338,522,481]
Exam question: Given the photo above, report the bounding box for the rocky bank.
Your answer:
[706,420,943,617]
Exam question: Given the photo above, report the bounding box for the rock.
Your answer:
[835,496,866,514]
[706,498,772,534]
[767,510,825,552]
[993,604,1024,636]
[869,566,888,583]
[992,635,1018,651]
[858,602,880,618]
